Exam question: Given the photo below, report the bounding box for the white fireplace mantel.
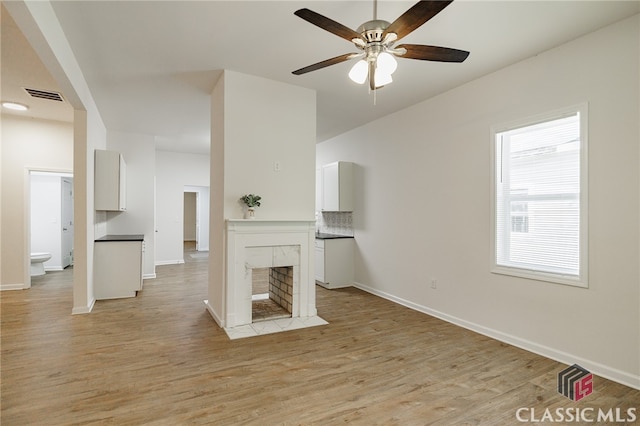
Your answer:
[208,219,317,329]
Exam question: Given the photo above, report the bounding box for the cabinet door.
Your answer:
[95,150,126,211]
[118,154,126,211]
[315,246,324,282]
[321,162,353,212]
[315,167,322,212]
[323,239,354,288]
[94,241,142,299]
[322,162,339,211]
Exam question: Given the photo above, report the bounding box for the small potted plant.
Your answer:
[240,194,261,219]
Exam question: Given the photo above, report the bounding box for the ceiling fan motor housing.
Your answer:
[357,20,390,43]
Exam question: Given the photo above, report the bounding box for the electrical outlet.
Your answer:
[431,279,437,289]
[273,161,282,172]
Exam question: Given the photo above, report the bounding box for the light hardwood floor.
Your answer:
[1,249,638,425]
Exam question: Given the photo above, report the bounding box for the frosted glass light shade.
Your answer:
[377,52,397,75]
[374,71,393,87]
[348,60,368,84]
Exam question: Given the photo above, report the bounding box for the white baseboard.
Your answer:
[0,283,25,291]
[72,297,95,315]
[353,281,640,391]
[155,260,185,266]
[143,273,156,280]
[203,299,224,328]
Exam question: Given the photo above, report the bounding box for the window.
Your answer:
[492,105,588,287]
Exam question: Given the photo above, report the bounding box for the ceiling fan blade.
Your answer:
[292,53,358,75]
[396,44,469,62]
[294,8,362,43]
[383,0,454,41]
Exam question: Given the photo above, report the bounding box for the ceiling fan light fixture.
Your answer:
[376,52,397,75]
[348,60,368,84]
[293,1,469,94]
[374,70,393,87]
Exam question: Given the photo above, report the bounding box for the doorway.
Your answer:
[183,191,198,251]
[28,170,74,288]
[183,185,210,254]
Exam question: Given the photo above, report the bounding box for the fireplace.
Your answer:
[206,220,317,329]
[252,266,294,322]
[267,266,293,315]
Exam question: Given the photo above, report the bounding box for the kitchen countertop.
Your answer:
[95,234,145,242]
[315,233,354,240]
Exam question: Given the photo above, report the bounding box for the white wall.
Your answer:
[106,131,157,278]
[156,151,210,264]
[222,71,316,220]
[317,15,639,388]
[0,115,73,289]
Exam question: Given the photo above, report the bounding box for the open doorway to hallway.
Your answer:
[183,185,209,255]
[183,191,198,250]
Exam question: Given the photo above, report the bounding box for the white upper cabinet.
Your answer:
[315,167,322,212]
[95,149,126,211]
[321,161,353,212]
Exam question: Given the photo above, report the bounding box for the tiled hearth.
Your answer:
[225,316,328,340]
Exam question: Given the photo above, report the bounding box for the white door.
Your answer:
[61,178,74,267]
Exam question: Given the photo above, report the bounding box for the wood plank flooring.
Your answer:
[1,248,638,425]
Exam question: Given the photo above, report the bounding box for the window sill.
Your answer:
[491,265,588,288]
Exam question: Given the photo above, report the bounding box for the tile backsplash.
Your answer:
[316,211,354,236]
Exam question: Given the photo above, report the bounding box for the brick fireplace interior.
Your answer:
[251,267,293,322]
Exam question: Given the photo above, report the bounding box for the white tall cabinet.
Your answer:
[95,149,126,211]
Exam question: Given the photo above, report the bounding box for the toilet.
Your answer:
[30,252,52,276]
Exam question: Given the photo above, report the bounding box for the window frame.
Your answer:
[490,104,589,288]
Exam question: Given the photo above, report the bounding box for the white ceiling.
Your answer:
[3,1,639,154]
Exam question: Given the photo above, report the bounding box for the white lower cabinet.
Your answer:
[315,238,354,289]
[94,236,143,299]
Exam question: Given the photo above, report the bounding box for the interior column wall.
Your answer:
[207,70,316,327]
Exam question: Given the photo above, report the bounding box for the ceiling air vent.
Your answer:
[23,87,65,102]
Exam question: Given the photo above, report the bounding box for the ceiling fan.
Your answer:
[292,0,469,91]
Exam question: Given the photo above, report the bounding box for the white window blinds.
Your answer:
[494,107,587,285]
